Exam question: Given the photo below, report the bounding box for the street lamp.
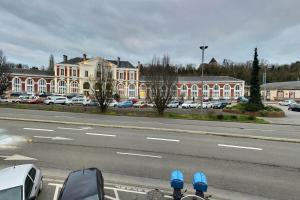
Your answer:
[200,45,208,112]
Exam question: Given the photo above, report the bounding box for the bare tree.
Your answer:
[0,50,10,96]
[90,59,114,113]
[148,55,178,115]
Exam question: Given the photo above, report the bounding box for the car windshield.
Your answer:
[0,186,22,200]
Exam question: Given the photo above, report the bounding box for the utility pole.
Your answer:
[200,45,208,112]
[263,65,267,103]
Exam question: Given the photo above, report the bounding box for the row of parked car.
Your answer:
[278,99,300,112]
[0,164,105,200]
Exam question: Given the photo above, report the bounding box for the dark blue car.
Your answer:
[58,168,105,200]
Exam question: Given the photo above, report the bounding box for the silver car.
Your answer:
[0,164,43,200]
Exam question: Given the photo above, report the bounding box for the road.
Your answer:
[0,108,300,199]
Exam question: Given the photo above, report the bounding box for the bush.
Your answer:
[247,115,256,120]
[245,103,263,112]
[230,115,238,120]
[216,114,224,120]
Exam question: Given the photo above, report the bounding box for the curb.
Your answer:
[1,116,300,144]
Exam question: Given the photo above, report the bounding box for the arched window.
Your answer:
[224,84,231,98]
[38,79,46,93]
[203,85,209,97]
[12,77,21,92]
[128,84,136,97]
[181,85,187,97]
[50,80,55,93]
[26,78,34,94]
[70,81,78,93]
[213,84,220,98]
[58,80,66,94]
[83,82,90,90]
[235,84,241,97]
[191,85,198,98]
[117,84,125,97]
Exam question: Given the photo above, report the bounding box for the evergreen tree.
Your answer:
[248,48,263,110]
[48,54,54,74]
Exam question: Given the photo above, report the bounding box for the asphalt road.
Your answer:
[0,111,300,200]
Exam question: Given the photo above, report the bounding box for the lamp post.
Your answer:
[200,45,208,111]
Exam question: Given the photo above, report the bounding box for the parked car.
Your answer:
[71,96,86,105]
[0,164,43,200]
[118,100,133,108]
[83,99,100,106]
[133,101,147,108]
[219,99,231,105]
[108,100,118,107]
[181,101,198,109]
[167,100,180,108]
[129,98,139,104]
[58,168,104,200]
[10,92,24,97]
[27,97,44,104]
[20,95,39,104]
[211,101,228,109]
[38,92,50,98]
[237,96,248,103]
[197,102,213,109]
[147,102,156,108]
[0,96,8,103]
[279,99,297,106]
[44,96,68,105]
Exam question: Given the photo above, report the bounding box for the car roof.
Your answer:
[0,164,33,190]
[60,168,102,200]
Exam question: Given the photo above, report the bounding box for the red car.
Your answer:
[27,98,44,104]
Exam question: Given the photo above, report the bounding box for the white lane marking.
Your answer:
[117,152,162,158]
[57,127,93,131]
[34,136,73,141]
[146,137,180,142]
[48,183,62,200]
[23,128,54,132]
[218,144,263,151]
[86,132,116,137]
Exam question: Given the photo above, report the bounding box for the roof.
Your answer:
[60,168,102,200]
[262,81,300,90]
[0,164,32,190]
[10,68,53,76]
[209,57,218,64]
[140,75,243,82]
[58,57,86,65]
[106,59,135,68]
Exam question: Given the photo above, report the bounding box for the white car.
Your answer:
[181,101,198,109]
[71,96,86,105]
[108,100,118,107]
[197,102,213,109]
[0,164,43,200]
[167,101,180,108]
[133,101,147,108]
[279,99,297,106]
[44,96,68,105]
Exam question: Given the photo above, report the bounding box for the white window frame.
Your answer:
[38,79,47,93]
[203,85,209,98]
[50,80,55,93]
[70,81,78,93]
[117,84,125,97]
[60,68,65,76]
[128,84,136,97]
[234,84,241,97]
[58,80,66,94]
[224,84,231,98]
[181,85,187,97]
[12,77,21,92]
[73,69,77,77]
[26,78,34,94]
[191,85,198,98]
[85,71,89,77]
[119,72,124,80]
[129,72,134,80]
[213,84,220,98]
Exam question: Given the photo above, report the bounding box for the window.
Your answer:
[73,69,77,77]
[130,72,134,80]
[12,77,21,92]
[139,85,147,99]
[119,72,124,80]
[85,71,89,77]
[50,80,55,93]
[25,176,34,199]
[213,85,220,98]
[26,78,34,94]
[60,68,65,76]
[70,81,78,93]
[181,85,187,97]
[203,85,209,97]
[224,84,230,98]
[83,82,90,90]
[128,84,136,97]
[234,84,241,97]
[38,79,46,93]
[28,168,36,181]
[58,80,66,94]
[191,85,198,98]
[117,84,125,97]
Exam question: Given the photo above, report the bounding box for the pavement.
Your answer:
[0,108,300,199]
[262,104,300,125]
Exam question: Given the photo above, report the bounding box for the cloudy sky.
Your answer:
[0,0,300,67]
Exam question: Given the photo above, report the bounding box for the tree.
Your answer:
[48,54,54,74]
[248,48,263,110]
[91,59,114,113]
[148,55,178,115]
[0,50,10,96]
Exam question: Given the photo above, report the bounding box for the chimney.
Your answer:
[83,54,87,60]
[117,57,120,67]
[137,61,141,68]
[63,55,68,63]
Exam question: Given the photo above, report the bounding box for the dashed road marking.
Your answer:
[23,128,54,132]
[117,152,162,158]
[218,144,263,151]
[146,137,180,142]
[34,136,73,141]
[86,132,116,137]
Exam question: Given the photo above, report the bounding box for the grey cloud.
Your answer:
[0,0,300,66]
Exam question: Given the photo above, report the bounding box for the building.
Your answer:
[261,81,300,101]
[139,76,245,100]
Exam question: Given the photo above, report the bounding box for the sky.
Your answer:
[0,0,300,67]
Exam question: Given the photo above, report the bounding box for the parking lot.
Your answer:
[40,177,173,200]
